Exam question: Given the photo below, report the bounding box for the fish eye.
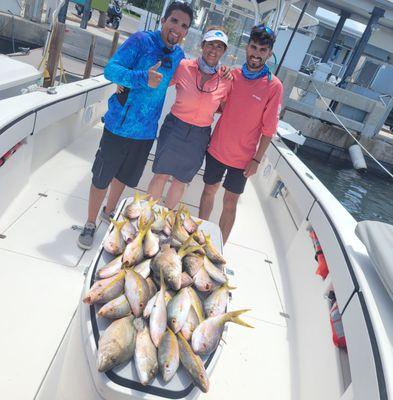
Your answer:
[140,303,143,308]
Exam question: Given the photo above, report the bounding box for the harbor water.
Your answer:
[0,37,39,54]
[297,147,393,225]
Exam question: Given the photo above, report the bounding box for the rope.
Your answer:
[310,81,393,179]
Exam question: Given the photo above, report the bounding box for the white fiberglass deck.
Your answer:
[0,122,291,400]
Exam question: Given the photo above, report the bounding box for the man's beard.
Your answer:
[247,59,264,70]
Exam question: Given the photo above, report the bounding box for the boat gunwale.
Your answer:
[270,140,388,400]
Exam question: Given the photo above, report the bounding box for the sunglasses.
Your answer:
[161,47,173,69]
[252,24,275,39]
[195,74,219,93]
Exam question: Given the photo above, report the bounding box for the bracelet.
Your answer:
[252,158,261,164]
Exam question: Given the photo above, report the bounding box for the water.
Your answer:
[296,147,393,225]
[0,37,39,54]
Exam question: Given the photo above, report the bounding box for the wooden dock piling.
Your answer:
[109,31,120,58]
[44,22,66,87]
[83,35,97,79]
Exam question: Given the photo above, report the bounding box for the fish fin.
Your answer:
[180,236,193,249]
[147,198,159,208]
[166,210,175,225]
[137,216,143,231]
[121,214,130,222]
[140,212,155,227]
[177,331,187,343]
[161,209,170,221]
[226,309,251,318]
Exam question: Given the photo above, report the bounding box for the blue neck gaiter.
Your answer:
[198,57,218,74]
[242,63,272,81]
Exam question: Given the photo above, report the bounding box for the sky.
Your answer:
[316,7,366,35]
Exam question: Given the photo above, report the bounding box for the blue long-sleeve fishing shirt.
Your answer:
[103,30,184,139]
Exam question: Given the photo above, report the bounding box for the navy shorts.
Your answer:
[203,152,247,194]
[92,128,153,189]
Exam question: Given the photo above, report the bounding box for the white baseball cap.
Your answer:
[202,30,228,46]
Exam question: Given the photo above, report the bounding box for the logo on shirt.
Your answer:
[252,94,262,101]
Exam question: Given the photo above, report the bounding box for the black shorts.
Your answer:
[92,128,153,189]
[203,152,247,194]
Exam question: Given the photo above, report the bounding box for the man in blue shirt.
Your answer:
[78,1,193,249]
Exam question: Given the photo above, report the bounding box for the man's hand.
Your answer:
[148,61,163,88]
[218,65,233,81]
[243,159,259,178]
[116,85,124,94]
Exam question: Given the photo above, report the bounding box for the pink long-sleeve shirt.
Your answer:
[170,59,232,127]
[208,68,283,169]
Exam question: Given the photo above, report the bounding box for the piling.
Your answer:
[83,35,96,79]
[44,22,66,87]
[109,31,120,58]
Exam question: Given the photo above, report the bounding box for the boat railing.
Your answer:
[0,75,114,218]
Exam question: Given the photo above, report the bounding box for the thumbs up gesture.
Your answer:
[148,61,163,88]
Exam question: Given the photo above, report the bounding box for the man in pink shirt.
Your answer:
[199,25,283,244]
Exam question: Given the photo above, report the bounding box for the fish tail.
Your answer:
[224,283,237,290]
[226,309,254,328]
[231,316,254,328]
[137,218,150,240]
[179,244,203,259]
[180,236,193,249]
[111,219,126,231]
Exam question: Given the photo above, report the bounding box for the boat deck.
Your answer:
[0,122,290,399]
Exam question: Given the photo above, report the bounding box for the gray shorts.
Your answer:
[152,113,211,183]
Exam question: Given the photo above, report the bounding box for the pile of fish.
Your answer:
[83,193,252,393]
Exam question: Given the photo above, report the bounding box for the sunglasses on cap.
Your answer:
[251,24,275,39]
